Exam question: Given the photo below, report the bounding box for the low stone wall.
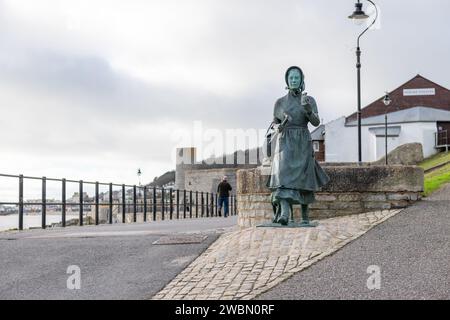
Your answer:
[237,165,424,228]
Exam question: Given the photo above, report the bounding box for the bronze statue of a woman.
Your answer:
[266,66,330,226]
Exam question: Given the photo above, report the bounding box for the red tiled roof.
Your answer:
[346,74,450,123]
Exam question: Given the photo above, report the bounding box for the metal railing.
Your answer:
[0,173,237,231]
[435,130,448,147]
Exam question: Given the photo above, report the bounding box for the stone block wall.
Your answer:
[237,165,424,228]
[184,168,239,194]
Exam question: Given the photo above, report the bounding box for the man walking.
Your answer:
[217,176,232,217]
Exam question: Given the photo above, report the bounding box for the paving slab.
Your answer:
[153,210,402,300]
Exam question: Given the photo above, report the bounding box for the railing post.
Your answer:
[215,193,218,217]
[228,195,234,216]
[209,192,212,217]
[122,184,126,223]
[144,186,147,222]
[109,183,113,224]
[161,187,165,221]
[201,192,204,217]
[153,186,157,221]
[177,189,180,219]
[183,190,187,219]
[206,192,209,217]
[446,130,449,152]
[230,195,233,216]
[211,192,214,217]
[133,185,137,222]
[42,177,47,229]
[211,193,214,217]
[189,190,193,219]
[196,191,198,218]
[208,192,210,217]
[169,189,173,220]
[79,180,83,226]
[62,179,66,227]
[232,195,235,216]
[18,175,24,230]
[95,182,99,225]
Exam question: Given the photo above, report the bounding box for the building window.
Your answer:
[313,141,320,152]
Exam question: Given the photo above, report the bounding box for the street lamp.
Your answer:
[137,168,142,186]
[382,92,392,165]
[137,168,143,201]
[348,0,378,164]
[348,1,369,20]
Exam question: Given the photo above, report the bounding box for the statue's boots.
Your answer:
[272,203,281,223]
[277,200,290,226]
[301,204,310,224]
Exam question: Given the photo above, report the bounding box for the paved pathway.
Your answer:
[0,217,237,299]
[257,187,450,300]
[1,216,238,240]
[153,210,402,300]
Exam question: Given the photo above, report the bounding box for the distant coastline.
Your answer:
[0,214,79,232]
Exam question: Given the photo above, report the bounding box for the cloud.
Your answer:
[0,0,449,184]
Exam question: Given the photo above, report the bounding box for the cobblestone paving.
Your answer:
[152,209,402,300]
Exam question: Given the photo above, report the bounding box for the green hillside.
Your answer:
[419,151,450,171]
[420,151,450,196]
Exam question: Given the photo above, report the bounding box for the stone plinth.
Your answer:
[237,165,424,228]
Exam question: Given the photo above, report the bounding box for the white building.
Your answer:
[325,75,450,162]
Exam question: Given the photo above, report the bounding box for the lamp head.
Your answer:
[383,93,392,106]
[348,1,369,20]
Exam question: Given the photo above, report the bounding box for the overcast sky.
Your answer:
[1,0,449,188]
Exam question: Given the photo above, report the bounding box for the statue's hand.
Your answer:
[301,94,313,113]
[303,102,312,114]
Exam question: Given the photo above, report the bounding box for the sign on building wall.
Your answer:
[403,88,436,96]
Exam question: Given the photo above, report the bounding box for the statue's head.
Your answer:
[285,66,305,92]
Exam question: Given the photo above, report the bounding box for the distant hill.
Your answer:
[202,147,263,165]
[147,170,175,187]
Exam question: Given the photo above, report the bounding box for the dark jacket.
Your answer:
[217,181,232,197]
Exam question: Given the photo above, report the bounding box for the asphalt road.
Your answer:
[0,216,237,300]
[257,185,450,300]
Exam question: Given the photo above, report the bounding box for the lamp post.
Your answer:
[382,93,392,165]
[137,168,142,186]
[348,0,378,164]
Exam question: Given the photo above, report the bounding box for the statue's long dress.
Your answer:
[266,92,330,205]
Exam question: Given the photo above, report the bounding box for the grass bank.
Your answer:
[419,151,450,171]
[420,152,450,196]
